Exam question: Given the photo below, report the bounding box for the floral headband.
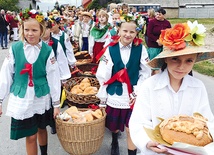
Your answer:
[159,20,206,51]
[19,9,44,23]
[117,14,145,32]
[48,15,61,23]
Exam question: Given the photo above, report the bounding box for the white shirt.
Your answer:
[96,42,151,109]
[81,20,93,37]
[0,41,61,120]
[129,69,214,155]
[52,30,76,66]
[43,39,71,80]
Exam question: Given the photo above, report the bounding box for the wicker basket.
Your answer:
[74,51,91,60]
[76,63,98,77]
[55,108,106,155]
[75,58,92,66]
[64,77,100,104]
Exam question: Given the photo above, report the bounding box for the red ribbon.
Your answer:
[103,68,135,109]
[133,38,143,46]
[48,39,54,46]
[20,63,34,87]
[95,35,120,63]
[91,65,98,75]
[88,104,99,110]
[104,68,132,96]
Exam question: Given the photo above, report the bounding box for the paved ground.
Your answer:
[0,42,214,155]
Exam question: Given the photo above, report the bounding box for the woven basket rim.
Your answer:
[64,77,100,104]
[56,108,106,125]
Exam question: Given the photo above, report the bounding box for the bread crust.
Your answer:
[159,115,213,146]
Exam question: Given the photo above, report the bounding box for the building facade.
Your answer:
[122,0,214,18]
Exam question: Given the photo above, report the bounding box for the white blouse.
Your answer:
[0,41,61,120]
[43,39,71,80]
[96,42,151,109]
[129,69,214,155]
[52,30,76,66]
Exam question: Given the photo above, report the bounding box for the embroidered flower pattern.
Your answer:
[19,9,44,23]
[159,20,206,51]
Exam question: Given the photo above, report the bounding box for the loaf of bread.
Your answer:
[159,115,213,146]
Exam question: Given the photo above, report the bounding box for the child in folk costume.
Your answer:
[104,11,121,47]
[42,19,71,81]
[110,11,121,37]
[89,10,111,63]
[96,15,151,155]
[72,11,83,51]
[107,3,118,26]
[129,21,214,155]
[0,9,61,155]
[42,19,71,134]
[50,15,76,68]
[80,11,94,51]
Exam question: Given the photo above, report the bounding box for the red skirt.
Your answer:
[92,41,105,63]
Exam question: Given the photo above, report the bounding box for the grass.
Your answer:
[193,61,214,77]
[168,18,214,32]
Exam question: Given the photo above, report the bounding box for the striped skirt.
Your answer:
[10,108,54,140]
[105,105,132,132]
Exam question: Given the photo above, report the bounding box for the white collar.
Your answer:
[154,69,200,92]
[119,42,132,50]
[24,40,42,50]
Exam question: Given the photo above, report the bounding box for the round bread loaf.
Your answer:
[159,115,213,146]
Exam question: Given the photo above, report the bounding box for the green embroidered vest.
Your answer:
[59,32,66,56]
[51,37,58,58]
[106,43,142,96]
[10,41,52,98]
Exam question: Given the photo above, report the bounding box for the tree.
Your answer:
[88,0,106,10]
[0,0,19,11]
[29,3,33,10]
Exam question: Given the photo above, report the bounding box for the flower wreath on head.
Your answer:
[48,15,61,23]
[159,20,206,51]
[117,14,145,32]
[19,9,44,23]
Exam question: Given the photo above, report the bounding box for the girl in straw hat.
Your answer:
[129,20,214,155]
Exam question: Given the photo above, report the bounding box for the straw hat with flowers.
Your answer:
[148,21,214,68]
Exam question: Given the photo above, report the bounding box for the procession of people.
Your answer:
[0,2,214,155]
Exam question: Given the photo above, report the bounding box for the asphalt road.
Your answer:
[0,43,214,155]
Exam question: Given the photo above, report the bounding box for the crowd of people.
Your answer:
[0,2,214,155]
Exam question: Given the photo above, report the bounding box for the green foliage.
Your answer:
[0,0,19,11]
[193,61,214,77]
[87,0,102,10]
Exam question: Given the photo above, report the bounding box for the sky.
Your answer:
[36,0,82,12]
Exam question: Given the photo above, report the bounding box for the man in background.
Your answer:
[0,9,9,49]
